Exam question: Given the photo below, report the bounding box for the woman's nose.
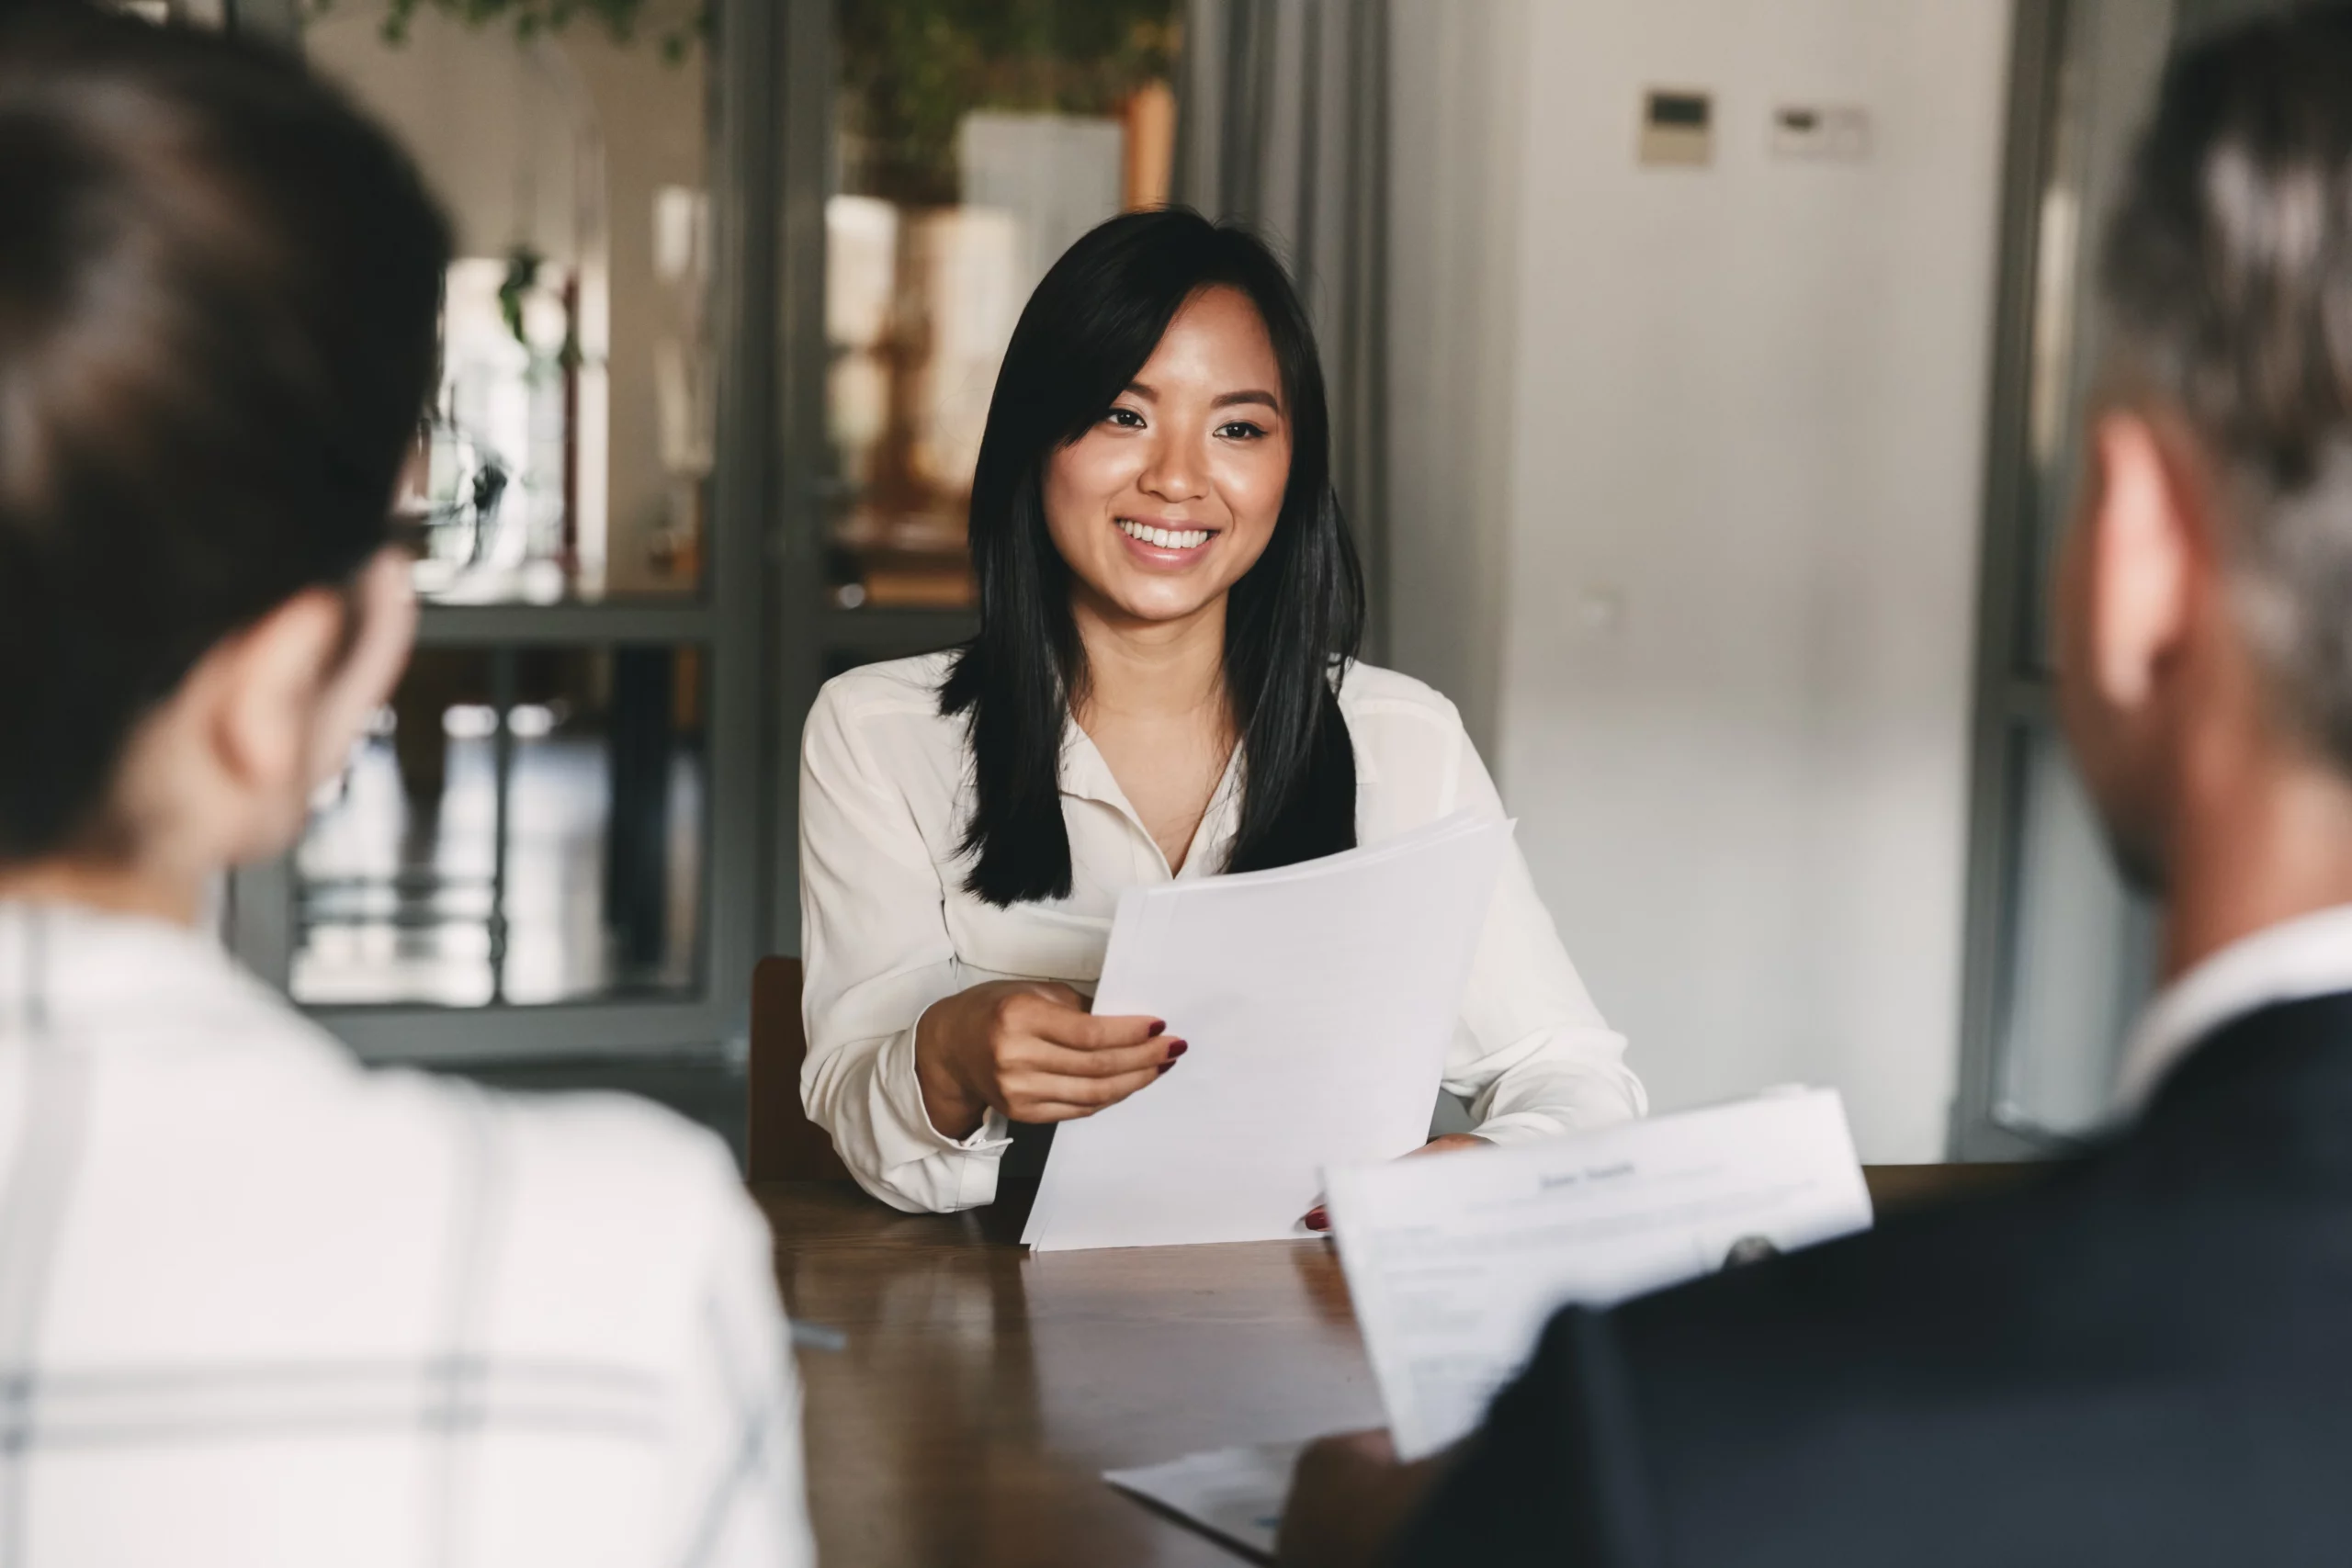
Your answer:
[1137,431,1209,502]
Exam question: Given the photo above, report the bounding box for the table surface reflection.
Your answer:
[752,1164,2027,1568]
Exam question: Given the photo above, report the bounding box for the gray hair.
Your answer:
[2102,6,2352,767]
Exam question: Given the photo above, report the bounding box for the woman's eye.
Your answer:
[1104,407,1146,429]
[1216,420,1268,440]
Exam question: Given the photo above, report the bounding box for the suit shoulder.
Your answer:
[1621,1160,2088,1352]
[1578,1156,2301,1562]
[1596,1156,2158,1472]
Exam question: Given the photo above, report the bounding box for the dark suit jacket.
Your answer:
[1392,992,2352,1567]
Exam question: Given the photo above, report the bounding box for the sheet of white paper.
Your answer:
[1023,812,1512,1251]
[1327,1087,1873,1460]
[1103,1441,1300,1562]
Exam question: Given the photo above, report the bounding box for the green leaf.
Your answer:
[353,0,707,59]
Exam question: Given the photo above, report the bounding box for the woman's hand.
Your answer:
[1303,1134,1489,1232]
[913,979,1182,1140]
[1409,1133,1489,1157]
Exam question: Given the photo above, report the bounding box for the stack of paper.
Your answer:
[1103,1441,1301,1562]
[1327,1088,1872,1458]
[1022,812,1512,1252]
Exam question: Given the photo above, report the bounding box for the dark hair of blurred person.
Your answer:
[0,0,444,868]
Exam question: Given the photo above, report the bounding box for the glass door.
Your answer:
[225,0,781,1064]
[766,0,1182,950]
[1952,0,2300,1155]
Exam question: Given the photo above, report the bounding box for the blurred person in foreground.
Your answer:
[0,6,810,1562]
[1282,10,2352,1565]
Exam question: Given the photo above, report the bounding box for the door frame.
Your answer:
[1949,0,2096,1159]
[224,0,786,1066]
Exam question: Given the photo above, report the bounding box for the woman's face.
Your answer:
[1043,285,1292,628]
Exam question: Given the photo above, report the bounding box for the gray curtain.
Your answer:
[1177,0,1391,659]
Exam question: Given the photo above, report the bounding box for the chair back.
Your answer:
[748,955,854,1183]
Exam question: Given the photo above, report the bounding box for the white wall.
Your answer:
[1385,0,1533,756]
[1389,0,2011,1159]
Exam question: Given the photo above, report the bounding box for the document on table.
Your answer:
[1103,1441,1300,1562]
[1022,811,1513,1252]
[1327,1087,1872,1460]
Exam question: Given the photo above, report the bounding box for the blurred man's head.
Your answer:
[2062,8,2352,897]
[0,4,447,914]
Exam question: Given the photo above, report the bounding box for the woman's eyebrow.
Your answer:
[1118,382,1282,412]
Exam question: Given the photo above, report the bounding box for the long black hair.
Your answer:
[941,208,1366,907]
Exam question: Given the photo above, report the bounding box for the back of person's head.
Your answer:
[0,1,447,865]
[2100,5,2352,779]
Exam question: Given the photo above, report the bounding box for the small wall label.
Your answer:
[1640,88,1714,167]
[1771,104,1871,162]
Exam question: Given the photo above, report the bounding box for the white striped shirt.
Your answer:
[0,900,812,1568]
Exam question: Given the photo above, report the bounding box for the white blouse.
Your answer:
[797,651,1645,1213]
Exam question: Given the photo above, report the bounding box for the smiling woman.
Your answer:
[796,209,1648,1216]
[1034,287,1300,874]
[1051,292,1283,572]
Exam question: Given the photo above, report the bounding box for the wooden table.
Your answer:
[751,1165,2022,1568]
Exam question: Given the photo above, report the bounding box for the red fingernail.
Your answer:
[1148,1021,1167,1037]
[1164,1040,1188,1059]
[1305,1207,1329,1232]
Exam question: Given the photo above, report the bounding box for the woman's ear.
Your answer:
[210,588,349,810]
[194,548,413,865]
[306,548,417,793]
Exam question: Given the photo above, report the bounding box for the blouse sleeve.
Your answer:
[797,682,1011,1213]
[1437,714,1648,1143]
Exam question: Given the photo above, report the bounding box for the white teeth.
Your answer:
[1117,519,1210,550]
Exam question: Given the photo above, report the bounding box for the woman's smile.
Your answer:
[1114,514,1219,563]
[1043,285,1290,626]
